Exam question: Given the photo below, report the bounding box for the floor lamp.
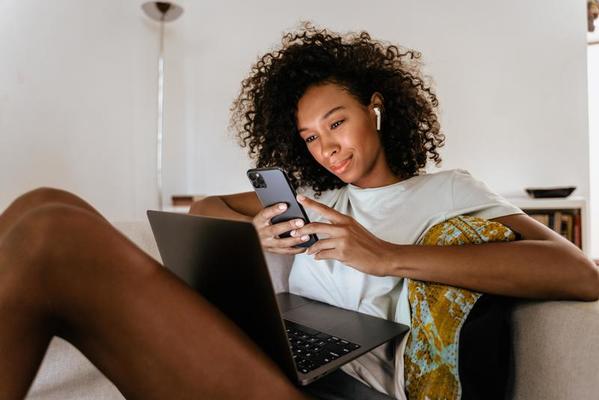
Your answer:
[141,1,184,210]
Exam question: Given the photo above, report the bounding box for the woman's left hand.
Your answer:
[291,195,396,276]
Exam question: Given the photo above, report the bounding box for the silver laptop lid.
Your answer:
[146,210,297,381]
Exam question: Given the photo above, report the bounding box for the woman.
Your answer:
[192,24,598,399]
[1,24,596,400]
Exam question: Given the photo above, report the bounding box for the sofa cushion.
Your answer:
[510,299,599,400]
[26,338,124,400]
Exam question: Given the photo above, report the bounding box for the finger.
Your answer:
[267,218,306,237]
[305,238,337,255]
[255,203,288,226]
[261,231,311,248]
[261,229,309,248]
[270,234,313,248]
[296,195,346,224]
[291,222,341,238]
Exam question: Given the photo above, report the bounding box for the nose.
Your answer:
[320,133,340,159]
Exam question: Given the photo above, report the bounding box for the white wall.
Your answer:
[0,0,162,221]
[185,0,590,202]
[0,0,593,254]
[182,0,594,254]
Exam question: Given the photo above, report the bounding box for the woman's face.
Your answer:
[296,83,400,188]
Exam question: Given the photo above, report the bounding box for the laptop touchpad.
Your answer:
[282,297,358,334]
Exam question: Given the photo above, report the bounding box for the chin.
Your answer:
[328,161,360,183]
[338,171,359,184]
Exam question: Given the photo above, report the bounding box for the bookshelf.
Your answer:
[507,196,589,255]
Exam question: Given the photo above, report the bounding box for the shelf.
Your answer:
[506,196,589,255]
[506,196,586,210]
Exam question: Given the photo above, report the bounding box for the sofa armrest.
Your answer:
[511,299,599,400]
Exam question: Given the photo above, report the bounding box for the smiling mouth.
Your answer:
[330,156,352,174]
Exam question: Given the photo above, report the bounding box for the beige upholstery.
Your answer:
[511,301,599,399]
[25,221,599,399]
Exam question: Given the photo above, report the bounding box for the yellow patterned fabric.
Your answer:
[403,215,516,400]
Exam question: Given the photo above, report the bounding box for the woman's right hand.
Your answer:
[252,203,311,255]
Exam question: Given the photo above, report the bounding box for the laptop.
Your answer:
[147,210,409,385]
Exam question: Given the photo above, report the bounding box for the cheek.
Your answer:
[349,125,378,152]
[359,118,382,145]
[306,145,325,165]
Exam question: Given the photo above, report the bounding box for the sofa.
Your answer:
[25,220,599,399]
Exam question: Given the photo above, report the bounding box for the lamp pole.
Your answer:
[141,1,183,210]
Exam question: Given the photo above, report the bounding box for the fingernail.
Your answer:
[278,203,287,210]
[296,194,305,202]
[295,219,304,227]
[290,230,296,237]
[301,235,309,241]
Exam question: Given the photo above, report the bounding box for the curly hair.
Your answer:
[231,22,445,195]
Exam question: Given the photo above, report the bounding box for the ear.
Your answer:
[369,92,384,131]
[369,92,384,110]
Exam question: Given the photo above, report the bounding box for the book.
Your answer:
[510,207,583,250]
[561,214,574,242]
[574,212,582,249]
[530,214,549,226]
[553,211,562,234]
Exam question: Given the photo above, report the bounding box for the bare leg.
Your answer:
[0,187,105,240]
[0,195,308,399]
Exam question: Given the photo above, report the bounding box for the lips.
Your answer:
[330,156,352,174]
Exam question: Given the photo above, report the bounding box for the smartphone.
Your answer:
[247,167,318,248]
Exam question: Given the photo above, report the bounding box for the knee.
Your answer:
[0,206,79,297]
[0,205,101,323]
[6,204,93,267]
[12,187,82,211]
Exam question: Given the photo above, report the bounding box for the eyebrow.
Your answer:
[298,106,345,134]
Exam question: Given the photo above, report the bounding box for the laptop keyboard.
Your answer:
[284,320,361,374]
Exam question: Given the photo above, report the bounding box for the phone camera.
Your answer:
[249,172,267,189]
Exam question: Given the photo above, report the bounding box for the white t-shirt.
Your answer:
[289,168,524,399]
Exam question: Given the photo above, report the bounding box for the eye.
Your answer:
[330,120,344,129]
[305,135,317,144]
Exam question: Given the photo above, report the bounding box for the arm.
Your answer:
[190,192,307,255]
[188,192,261,222]
[387,213,599,301]
[293,196,599,302]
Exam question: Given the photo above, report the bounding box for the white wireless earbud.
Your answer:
[373,107,381,131]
